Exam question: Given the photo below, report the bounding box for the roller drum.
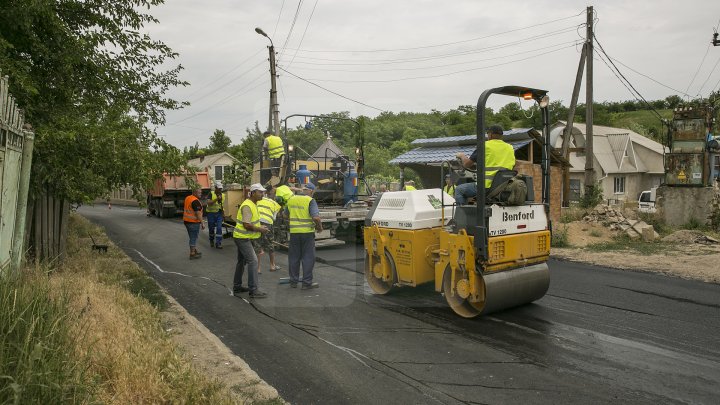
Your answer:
[479,263,550,315]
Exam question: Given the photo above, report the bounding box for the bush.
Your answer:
[579,183,604,209]
[551,226,570,248]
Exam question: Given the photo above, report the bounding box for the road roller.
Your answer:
[364,86,552,318]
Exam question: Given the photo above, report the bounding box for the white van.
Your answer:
[638,187,657,213]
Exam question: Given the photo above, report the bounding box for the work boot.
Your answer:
[189,253,201,260]
[215,243,223,249]
[301,282,319,290]
[233,286,250,295]
[249,290,268,298]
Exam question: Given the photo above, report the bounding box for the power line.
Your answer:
[272,0,286,38]
[277,66,385,112]
[184,49,264,98]
[289,43,576,83]
[278,0,304,58]
[593,34,664,122]
[283,9,585,53]
[286,40,580,73]
[685,43,711,95]
[602,55,692,98]
[696,53,720,97]
[287,0,318,68]
[188,60,266,105]
[277,25,580,64]
[168,73,267,125]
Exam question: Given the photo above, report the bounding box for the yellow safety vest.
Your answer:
[266,135,284,158]
[287,195,315,234]
[484,139,516,188]
[233,199,261,239]
[275,185,294,204]
[257,197,280,225]
[205,191,224,213]
[404,185,417,191]
[443,185,455,195]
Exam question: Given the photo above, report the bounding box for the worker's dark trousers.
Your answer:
[288,232,315,286]
[234,238,259,292]
[207,211,223,246]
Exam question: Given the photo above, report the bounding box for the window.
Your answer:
[569,179,581,201]
[215,165,224,180]
[614,176,625,194]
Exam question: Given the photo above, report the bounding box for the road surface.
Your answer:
[80,205,720,404]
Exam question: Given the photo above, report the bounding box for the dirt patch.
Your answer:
[161,295,285,404]
[553,226,720,284]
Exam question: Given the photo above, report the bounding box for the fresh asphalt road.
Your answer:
[80,205,720,405]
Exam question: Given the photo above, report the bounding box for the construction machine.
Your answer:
[364,86,552,318]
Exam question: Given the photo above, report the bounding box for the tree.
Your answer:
[207,129,232,154]
[0,0,187,202]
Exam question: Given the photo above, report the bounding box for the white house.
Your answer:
[551,122,668,202]
[187,152,239,183]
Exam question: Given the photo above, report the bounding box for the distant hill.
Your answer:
[574,109,673,144]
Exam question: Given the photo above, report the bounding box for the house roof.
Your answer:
[390,141,532,165]
[552,122,667,174]
[311,137,346,159]
[389,128,568,166]
[187,152,239,170]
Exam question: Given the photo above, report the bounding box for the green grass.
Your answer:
[586,235,671,255]
[0,271,93,404]
[608,109,673,142]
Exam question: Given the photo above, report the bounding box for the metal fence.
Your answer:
[0,71,35,273]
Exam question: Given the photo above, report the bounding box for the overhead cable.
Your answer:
[277,25,580,64]
[282,9,585,53]
[277,66,385,111]
[290,43,577,83]
[287,0,319,68]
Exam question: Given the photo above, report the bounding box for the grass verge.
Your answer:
[0,214,256,404]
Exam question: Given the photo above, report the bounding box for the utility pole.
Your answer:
[584,6,595,195]
[255,27,280,136]
[561,45,587,207]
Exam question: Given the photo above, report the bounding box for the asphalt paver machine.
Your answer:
[364,86,552,318]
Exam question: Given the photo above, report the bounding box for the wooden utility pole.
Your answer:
[584,6,595,195]
[561,45,587,207]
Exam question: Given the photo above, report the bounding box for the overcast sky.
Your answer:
[147,0,720,148]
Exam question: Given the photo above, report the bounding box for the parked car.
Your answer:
[638,187,657,213]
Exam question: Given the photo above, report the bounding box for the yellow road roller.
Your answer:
[364,86,552,318]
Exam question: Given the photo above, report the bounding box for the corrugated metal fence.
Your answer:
[0,72,35,273]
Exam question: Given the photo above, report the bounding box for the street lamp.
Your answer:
[256,27,279,136]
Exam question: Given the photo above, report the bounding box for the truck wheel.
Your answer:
[365,250,396,295]
[163,207,174,218]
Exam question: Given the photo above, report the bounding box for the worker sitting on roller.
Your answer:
[454,124,515,204]
[263,130,284,176]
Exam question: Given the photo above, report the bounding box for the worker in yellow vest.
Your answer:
[256,186,282,273]
[183,187,205,259]
[403,180,417,191]
[263,130,285,176]
[206,181,225,249]
[454,124,515,204]
[285,183,322,289]
[443,174,455,196]
[232,183,269,298]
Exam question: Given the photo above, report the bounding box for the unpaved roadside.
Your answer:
[553,222,720,284]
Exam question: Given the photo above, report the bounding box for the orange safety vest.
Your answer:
[183,195,202,223]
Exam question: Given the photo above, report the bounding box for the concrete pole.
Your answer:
[269,45,280,136]
[10,128,35,272]
[561,45,587,207]
[584,6,596,194]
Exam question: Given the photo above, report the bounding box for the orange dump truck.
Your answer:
[147,172,211,218]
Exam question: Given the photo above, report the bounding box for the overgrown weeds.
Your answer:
[551,225,570,248]
[0,214,243,404]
